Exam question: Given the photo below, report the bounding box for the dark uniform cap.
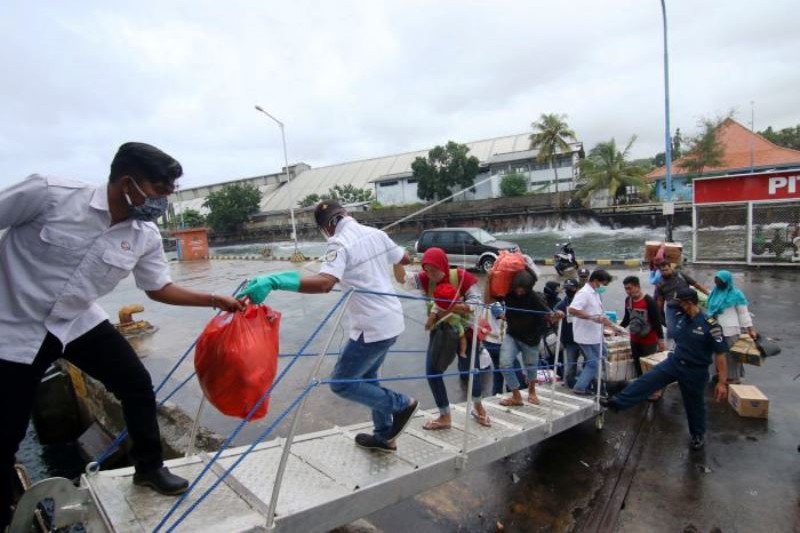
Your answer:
[314,200,346,228]
[675,287,699,303]
[563,278,580,291]
[577,267,590,278]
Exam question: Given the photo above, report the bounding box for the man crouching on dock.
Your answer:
[0,142,244,529]
[237,200,419,453]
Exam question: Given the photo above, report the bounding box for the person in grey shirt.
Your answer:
[0,143,243,528]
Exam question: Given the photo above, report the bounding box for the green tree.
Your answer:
[500,172,528,197]
[179,208,206,228]
[299,193,324,208]
[412,141,480,201]
[203,183,262,233]
[682,115,730,179]
[529,113,577,203]
[759,124,800,150]
[328,184,373,204]
[576,137,649,205]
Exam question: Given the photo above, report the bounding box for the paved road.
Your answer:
[92,260,799,532]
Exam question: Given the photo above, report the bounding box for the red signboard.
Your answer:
[694,170,800,204]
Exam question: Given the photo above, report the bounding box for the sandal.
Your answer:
[422,418,451,430]
[527,394,540,405]
[470,409,492,427]
[499,396,524,407]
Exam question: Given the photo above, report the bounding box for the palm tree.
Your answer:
[529,113,577,205]
[576,137,650,206]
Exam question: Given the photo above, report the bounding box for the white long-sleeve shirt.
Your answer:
[715,304,753,337]
[0,175,171,364]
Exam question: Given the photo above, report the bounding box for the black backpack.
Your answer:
[626,297,652,337]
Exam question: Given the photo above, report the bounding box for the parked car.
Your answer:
[414,227,520,272]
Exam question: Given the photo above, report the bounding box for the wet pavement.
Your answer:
[93,260,799,532]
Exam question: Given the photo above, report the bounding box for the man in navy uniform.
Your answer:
[601,287,728,451]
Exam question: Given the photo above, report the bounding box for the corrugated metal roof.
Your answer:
[261,133,538,211]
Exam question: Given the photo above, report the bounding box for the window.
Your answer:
[432,231,455,245]
[378,180,398,187]
[407,178,418,184]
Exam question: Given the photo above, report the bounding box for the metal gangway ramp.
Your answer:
[83,389,597,532]
[10,287,606,532]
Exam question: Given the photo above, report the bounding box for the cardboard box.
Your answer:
[728,384,769,418]
[730,334,763,366]
[639,351,670,374]
[605,359,636,382]
[644,241,683,263]
[605,336,632,362]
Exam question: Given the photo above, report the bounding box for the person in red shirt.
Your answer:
[620,276,666,375]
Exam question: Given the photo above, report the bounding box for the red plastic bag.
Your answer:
[194,304,281,420]
[489,251,527,298]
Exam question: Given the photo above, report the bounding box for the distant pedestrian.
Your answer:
[707,270,757,384]
[491,269,561,406]
[568,269,617,395]
[577,267,591,288]
[654,262,709,343]
[602,288,729,451]
[554,278,582,388]
[620,276,665,375]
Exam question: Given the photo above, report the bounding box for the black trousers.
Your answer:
[630,341,659,376]
[0,321,163,527]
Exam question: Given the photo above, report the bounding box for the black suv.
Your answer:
[414,227,520,272]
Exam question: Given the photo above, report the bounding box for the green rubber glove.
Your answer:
[237,271,301,304]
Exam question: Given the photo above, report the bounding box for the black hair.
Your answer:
[589,269,612,283]
[512,269,537,290]
[109,142,183,185]
[622,275,640,287]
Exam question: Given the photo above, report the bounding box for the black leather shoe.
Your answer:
[599,397,619,413]
[133,466,189,495]
[386,398,419,442]
[355,433,396,453]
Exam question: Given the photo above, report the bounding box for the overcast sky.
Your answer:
[1,0,798,190]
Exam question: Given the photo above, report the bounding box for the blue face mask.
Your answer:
[126,179,169,222]
[596,286,607,295]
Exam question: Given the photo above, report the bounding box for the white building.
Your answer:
[169,132,583,219]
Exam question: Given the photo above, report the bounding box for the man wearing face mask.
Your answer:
[568,269,619,395]
[237,201,418,453]
[0,142,244,528]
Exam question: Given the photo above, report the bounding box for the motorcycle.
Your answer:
[554,241,578,276]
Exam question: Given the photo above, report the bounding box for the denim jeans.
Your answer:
[562,342,581,389]
[330,334,410,442]
[499,335,539,391]
[426,331,483,415]
[485,341,527,395]
[664,304,681,345]
[574,342,603,392]
[611,354,709,438]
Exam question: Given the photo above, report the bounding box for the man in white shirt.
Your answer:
[568,269,616,394]
[0,142,243,529]
[237,201,418,453]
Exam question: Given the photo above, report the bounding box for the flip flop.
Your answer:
[498,397,524,407]
[470,409,492,427]
[422,419,451,430]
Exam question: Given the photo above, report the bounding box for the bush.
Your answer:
[500,172,528,197]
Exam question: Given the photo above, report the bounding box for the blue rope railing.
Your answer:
[152,289,353,532]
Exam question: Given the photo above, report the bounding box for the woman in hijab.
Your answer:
[707,270,757,383]
[402,247,490,429]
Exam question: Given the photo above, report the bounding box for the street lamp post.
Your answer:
[660,0,674,243]
[254,105,298,252]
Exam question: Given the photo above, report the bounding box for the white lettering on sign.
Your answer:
[768,175,798,195]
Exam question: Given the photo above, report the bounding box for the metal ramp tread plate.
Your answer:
[83,391,596,533]
[82,456,266,533]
